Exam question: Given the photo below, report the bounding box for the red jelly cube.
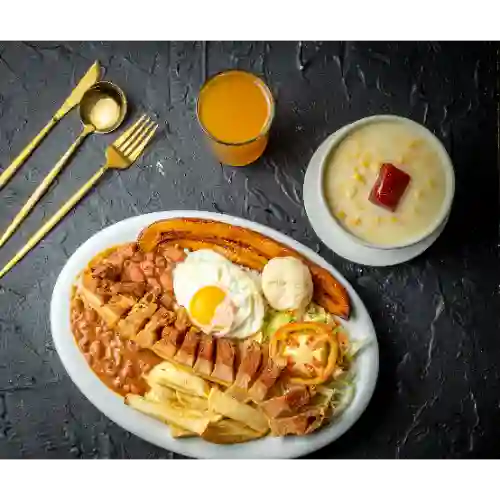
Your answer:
[369,163,411,212]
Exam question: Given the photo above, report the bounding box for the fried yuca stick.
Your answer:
[208,388,269,433]
[145,384,177,403]
[142,386,217,436]
[202,419,266,444]
[175,391,209,411]
[125,394,211,435]
[147,361,210,398]
[169,425,196,438]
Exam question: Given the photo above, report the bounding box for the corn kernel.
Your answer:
[336,210,346,220]
[352,172,365,184]
[361,152,372,165]
[428,178,436,189]
[349,216,362,227]
[345,185,358,199]
[390,216,398,223]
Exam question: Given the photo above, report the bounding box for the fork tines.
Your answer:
[115,114,158,161]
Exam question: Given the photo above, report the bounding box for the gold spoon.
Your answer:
[0,81,127,248]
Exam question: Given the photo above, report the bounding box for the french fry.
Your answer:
[208,388,269,433]
[125,394,211,435]
[147,361,210,398]
[202,419,267,444]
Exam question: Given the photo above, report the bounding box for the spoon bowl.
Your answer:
[80,81,127,133]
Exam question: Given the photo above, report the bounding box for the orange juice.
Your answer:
[197,70,274,166]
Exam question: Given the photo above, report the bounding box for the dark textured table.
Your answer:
[0,42,498,459]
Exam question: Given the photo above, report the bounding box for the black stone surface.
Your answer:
[0,42,498,459]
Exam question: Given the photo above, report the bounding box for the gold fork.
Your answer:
[0,115,158,279]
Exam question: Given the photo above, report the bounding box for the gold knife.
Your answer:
[0,60,101,190]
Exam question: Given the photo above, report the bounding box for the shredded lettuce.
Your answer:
[331,384,356,417]
[302,303,337,325]
[328,338,373,416]
[325,370,355,417]
[261,310,295,342]
[344,338,371,363]
[261,303,335,341]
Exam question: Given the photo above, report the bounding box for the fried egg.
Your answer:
[172,250,265,339]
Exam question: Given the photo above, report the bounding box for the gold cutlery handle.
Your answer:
[0,165,108,280]
[0,126,94,249]
[0,116,59,190]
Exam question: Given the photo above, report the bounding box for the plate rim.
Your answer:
[50,210,379,459]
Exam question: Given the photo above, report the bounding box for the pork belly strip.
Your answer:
[174,328,200,368]
[247,356,285,403]
[268,407,327,436]
[137,218,350,318]
[211,338,236,385]
[226,341,262,402]
[193,335,215,377]
[260,386,312,419]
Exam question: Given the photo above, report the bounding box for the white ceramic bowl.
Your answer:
[317,115,455,250]
[50,210,379,459]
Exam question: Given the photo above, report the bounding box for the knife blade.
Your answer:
[0,60,101,190]
[55,60,101,119]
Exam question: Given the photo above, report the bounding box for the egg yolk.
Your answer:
[189,286,228,327]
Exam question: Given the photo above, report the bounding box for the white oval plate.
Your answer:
[51,210,379,459]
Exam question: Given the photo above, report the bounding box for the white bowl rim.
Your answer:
[50,210,379,459]
[318,114,456,250]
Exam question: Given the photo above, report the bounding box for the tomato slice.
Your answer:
[269,322,339,385]
[369,163,411,212]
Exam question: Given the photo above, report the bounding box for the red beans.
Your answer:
[113,350,122,367]
[120,360,134,380]
[89,340,103,359]
[84,309,98,323]
[78,337,89,350]
[71,243,170,397]
[103,360,117,377]
[105,345,112,359]
[130,384,141,395]
[76,319,90,336]
[112,377,123,389]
